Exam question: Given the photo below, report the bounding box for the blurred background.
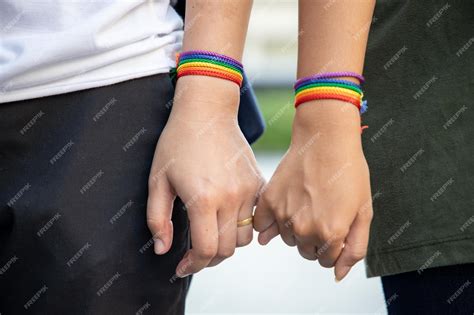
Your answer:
[187,1,386,313]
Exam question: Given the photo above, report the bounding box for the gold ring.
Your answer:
[237,217,253,227]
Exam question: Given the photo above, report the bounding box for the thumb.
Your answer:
[334,211,371,281]
[147,175,176,255]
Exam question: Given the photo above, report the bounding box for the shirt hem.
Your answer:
[0,67,172,104]
[365,234,474,278]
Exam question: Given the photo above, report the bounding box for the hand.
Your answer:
[147,77,263,278]
[254,101,373,281]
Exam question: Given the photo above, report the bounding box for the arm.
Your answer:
[255,0,375,281]
[147,0,262,277]
[172,0,252,119]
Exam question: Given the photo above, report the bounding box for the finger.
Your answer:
[278,222,296,246]
[236,202,254,247]
[208,208,237,267]
[334,211,372,281]
[253,193,275,232]
[176,206,218,277]
[296,241,318,261]
[258,221,279,245]
[317,237,345,268]
[236,156,263,247]
[147,176,175,255]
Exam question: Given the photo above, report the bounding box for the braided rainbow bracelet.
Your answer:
[176,50,244,87]
[294,72,367,114]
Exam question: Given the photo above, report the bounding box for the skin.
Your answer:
[149,0,375,281]
[254,0,376,282]
[146,0,262,278]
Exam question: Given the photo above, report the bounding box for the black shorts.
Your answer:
[0,74,190,315]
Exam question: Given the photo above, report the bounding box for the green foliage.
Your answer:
[251,88,294,152]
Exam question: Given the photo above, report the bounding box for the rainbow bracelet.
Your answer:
[176,50,244,87]
[294,73,367,114]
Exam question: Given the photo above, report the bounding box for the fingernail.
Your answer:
[177,272,191,278]
[154,238,165,254]
[176,257,192,278]
[335,266,351,282]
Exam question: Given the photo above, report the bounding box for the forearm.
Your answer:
[183,0,252,60]
[298,0,375,79]
[171,0,253,120]
[255,1,375,281]
[149,1,260,275]
[294,0,375,137]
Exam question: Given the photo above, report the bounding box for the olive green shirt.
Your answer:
[363,0,474,277]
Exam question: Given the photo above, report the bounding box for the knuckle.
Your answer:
[195,246,217,260]
[350,252,366,263]
[224,185,243,205]
[216,247,235,259]
[281,234,296,247]
[297,247,317,261]
[292,221,313,238]
[274,211,289,225]
[301,254,317,261]
[146,217,164,232]
[147,176,160,190]
[194,190,217,209]
[346,246,367,263]
[320,224,348,243]
[319,258,336,268]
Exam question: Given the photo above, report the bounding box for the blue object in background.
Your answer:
[238,72,266,144]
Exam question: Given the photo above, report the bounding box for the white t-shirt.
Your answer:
[0,0,183,103]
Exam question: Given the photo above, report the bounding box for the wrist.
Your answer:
[170,76,240,121]
[293,99,361,134]
[291,100,363,156]
[291,71,366,140]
